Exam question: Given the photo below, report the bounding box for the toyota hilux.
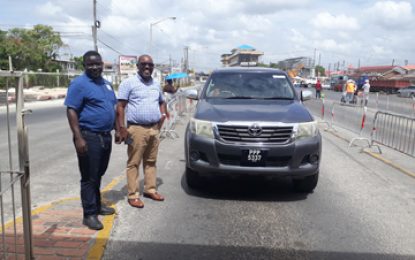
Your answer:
[184,67,321,193]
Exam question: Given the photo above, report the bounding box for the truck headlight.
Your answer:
[189,118,214,139]
[294,121,318,139]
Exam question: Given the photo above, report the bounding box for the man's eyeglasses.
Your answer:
[84,63,103,69]
[139,62,154,68]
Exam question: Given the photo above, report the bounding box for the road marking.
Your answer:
[322,126,415,179]
[363,150,415,179]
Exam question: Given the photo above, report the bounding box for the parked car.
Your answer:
[397,86,415,98]
[321,78,331,89]
[184,67,322,193]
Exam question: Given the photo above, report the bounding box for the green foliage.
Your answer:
[0,25,63,72]
[315,65,326,76]
[256,62,269,68]
[269,62,283,69]
[72,56,84,70]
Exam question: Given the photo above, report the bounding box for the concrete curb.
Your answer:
[1,175,124,259]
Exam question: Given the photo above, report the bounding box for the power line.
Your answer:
[99,30,141,54]
[97,39,122,54]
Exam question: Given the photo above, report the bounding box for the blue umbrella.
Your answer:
[165,72,188,80]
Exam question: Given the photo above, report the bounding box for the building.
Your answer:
[54,59,76,72]
[276,56,314,78]
[221,45,264,67]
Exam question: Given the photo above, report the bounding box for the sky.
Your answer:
[1,0,415,72]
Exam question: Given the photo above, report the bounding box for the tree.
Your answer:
[72,56,84,70]
[0,25,63,71]
[315,65,325,77]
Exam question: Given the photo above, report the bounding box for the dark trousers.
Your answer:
[76,130,112,217]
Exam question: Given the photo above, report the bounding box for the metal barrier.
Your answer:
[160,88,196,140]
[370,111,415,157]
[0,71,33,259]
[307,95,415,154]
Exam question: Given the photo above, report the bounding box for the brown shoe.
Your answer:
[128,198,144,208]
[143,192,165,201]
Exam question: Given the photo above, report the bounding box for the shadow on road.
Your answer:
[103,240,414,260]
[180,172,309,202]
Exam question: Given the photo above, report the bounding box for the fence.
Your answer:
[370,111,415,157]
[0,71,33,259]
[160,88,197,140]
[308,96,415,157]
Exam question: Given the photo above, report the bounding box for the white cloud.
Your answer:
[311,12,360,31]
[3,0,415,70]
[241,0,311,14]
[368,1,413,28]
[35,2,63,17]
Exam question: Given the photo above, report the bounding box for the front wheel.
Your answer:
[185,167,202,189]
[293,173,319,193]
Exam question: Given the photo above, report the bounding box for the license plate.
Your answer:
[241,149,266,166]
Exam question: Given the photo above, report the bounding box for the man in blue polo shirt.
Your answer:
[116,54,167,208]
[64,50,116,230]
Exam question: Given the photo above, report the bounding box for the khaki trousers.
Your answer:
[126,124,160,199]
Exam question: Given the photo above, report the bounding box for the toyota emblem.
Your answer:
[248,123,262,137]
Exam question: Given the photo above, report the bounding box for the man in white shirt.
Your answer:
[362,79,370,106]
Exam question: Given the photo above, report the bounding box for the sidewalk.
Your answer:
[1,199,114,259]
[1,176,123,259]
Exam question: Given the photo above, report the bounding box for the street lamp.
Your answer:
[149,16,176,55]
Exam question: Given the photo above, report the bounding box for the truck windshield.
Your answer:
[204,72,295,99]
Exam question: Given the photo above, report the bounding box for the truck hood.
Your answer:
[194,99,313,123]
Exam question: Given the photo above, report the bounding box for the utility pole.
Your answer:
[318,53,321,67]
[92,0,98,51]
[183,46,189,73]
[312,48,317,77]
[169,54,172,73]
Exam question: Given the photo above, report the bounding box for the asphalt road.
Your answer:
[1,99,415,259]
[0,100,127,218]
[103,106,415,259]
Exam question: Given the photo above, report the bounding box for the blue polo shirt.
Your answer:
[118,74,165,124]
[64,73,116,132]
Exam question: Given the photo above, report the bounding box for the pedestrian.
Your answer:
[315,79,322,99]
[345,79,355,104]
[163,78,177,94]
[362,79,370,106]
[116,54,168,209]
[64,50,116,230]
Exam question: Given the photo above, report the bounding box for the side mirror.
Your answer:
[185,89,198,100]
[301,90,312,102]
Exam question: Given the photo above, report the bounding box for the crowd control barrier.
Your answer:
[370,111,415,157]
[160,88,197,140]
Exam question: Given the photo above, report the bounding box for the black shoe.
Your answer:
[99,205,115,215]
[83,215,103,230]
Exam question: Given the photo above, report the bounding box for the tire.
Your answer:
[185,167,202,189]
[293,173,319,193]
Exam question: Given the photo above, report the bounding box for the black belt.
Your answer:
[127,121,158,127]
[81,129,111,136]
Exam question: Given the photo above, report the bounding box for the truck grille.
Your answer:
[217,124,293,144]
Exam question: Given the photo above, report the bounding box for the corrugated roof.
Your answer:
[403,65,415,70]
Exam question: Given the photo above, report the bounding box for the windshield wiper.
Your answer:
[224,96,255,99]
[263,96,294,100]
